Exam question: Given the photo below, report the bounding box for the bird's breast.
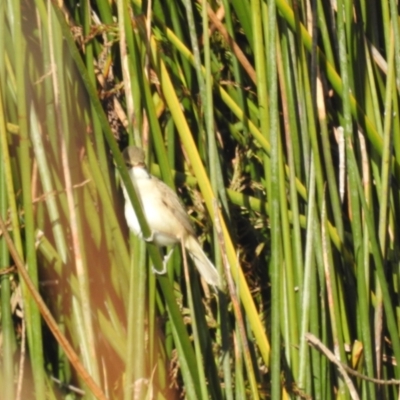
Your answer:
[125,174,188,246]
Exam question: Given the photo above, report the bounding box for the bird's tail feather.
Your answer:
[185,236,220,287]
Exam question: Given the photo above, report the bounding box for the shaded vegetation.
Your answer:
[1,0,400,399]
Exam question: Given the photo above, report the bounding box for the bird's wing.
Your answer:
[153,177,196,237]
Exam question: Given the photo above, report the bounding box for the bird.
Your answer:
[121,146,220,287]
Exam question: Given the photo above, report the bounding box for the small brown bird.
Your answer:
[121,146,220,287]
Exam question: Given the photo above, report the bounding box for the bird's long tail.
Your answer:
[184,235,220,287]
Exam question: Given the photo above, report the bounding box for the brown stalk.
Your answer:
[0,215,108,400]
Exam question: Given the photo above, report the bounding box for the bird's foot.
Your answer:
[152,248,174,275]
[151,263,167,275]
[143,231,155,243]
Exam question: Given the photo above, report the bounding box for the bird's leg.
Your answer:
[163,247,175,265]
[152,247,175,275]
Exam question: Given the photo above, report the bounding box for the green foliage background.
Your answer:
[1,0,399,399]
